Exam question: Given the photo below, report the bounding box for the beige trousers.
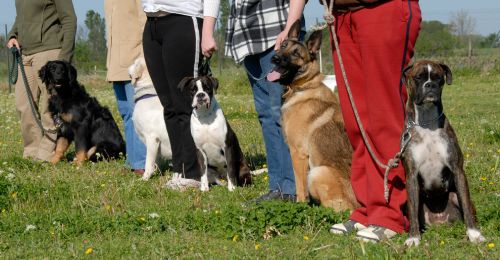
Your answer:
[14,49,60,162]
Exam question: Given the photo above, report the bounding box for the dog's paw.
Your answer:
[405,236,421,247]
[227,181,236,192]
[200,182,209,192]
[467,229,486,243]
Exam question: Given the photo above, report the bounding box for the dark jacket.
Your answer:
[8,0,77,62]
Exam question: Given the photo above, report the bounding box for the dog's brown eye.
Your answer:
[281,41,288,49]
[293,49,301,58]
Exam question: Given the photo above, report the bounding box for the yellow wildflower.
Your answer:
[85,247,93,255]
[440,240,445,246]
[255,244,261,250]
[488,243,495,249]
[232,235,238,242]
[303,235,309,240]
[480,177,487,181]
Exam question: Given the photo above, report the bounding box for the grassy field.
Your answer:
[0,66,498,258]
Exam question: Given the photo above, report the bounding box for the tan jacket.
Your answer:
[105,0,146,81]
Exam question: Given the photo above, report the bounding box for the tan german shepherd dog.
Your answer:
[267,21,358,211]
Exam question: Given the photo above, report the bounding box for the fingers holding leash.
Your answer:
[7,38,20,50]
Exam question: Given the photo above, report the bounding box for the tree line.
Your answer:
[1,9,499,76]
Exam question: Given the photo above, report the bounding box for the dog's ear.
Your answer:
[178,76,194,93]
[64,61,78,84]
[39,62,50,85]
[306,30,323,57]
[402,64,414,84]
[129,59,144,85]
[287,20,302,40]
[440,63,452,85]
[207,76,219,94]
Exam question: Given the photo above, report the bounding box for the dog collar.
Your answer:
[134,94,157,103]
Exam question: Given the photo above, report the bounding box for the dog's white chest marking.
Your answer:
[410,126,449,190]
[191,100,228,168]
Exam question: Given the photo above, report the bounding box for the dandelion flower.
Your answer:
[440,240,445,246]
[139,217,146,222]
[488,243,495,249]
[232,235,238,242]
[480,177,487,181]
[85,247,93,255]
[303,235,309,240]
[255,244,261,250]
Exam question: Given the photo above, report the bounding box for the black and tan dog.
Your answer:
[40,60,125,165]
[267,21,358,211]
[401,60,485,246]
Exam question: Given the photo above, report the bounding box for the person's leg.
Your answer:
[15,54,42,159]
[14,49,60,161]
[331,0,422,234]
[243,48,295,196]
[331,11,369,227]
[113,81,146,170]
[143,15,201,179]
[351,0,421,235]
[32,49,60,161]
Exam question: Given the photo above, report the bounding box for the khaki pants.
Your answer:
[14,49,60,162]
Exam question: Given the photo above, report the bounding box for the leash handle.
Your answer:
[8,47,20,85]
[199,56,213,77]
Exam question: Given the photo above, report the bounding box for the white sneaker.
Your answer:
[356,225,398,243]
[330,220,367,235]
[164,173,201,191]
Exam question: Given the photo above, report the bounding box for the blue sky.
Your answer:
[1,0,499,36]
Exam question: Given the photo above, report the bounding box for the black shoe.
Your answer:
[246,190,296,205]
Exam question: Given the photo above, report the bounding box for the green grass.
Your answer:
[0,67,498,258]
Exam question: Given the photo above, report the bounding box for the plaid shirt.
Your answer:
[224,0,290,63]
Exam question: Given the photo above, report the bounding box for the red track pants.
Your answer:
[330,0,421,233]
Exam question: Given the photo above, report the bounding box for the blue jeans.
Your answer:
[243,48,295,195]
[113,81,146,170]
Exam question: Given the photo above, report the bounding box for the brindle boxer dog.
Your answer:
[267,20,358,211]
[402,60,485,246]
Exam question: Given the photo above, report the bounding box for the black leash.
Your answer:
[8,47,58,141]
[199,56,213,77]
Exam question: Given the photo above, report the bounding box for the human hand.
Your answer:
[7,38,20,49]
[274,30,288,51]
[201,35,217,58]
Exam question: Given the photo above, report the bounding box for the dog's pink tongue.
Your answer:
[267,70,281,82]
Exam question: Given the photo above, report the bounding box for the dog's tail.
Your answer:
[87,142,125,161]
[87,146,97,159]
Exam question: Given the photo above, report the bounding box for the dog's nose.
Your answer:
[196,92,205,99]
[424,82,439,90]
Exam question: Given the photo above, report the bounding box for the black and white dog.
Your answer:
[178,76,252,191]
[402,60,485,246]
[129,58,172,180]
